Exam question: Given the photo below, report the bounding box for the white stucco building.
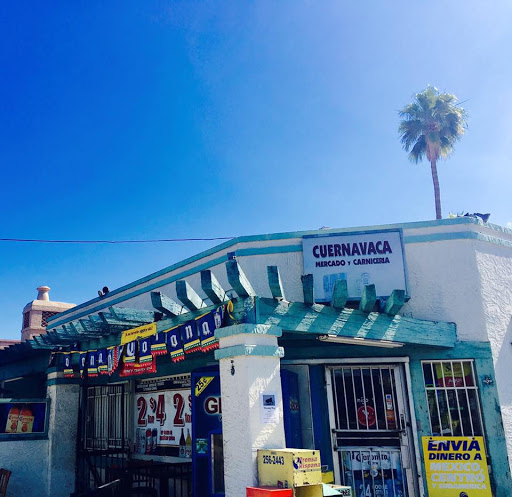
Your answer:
[0,216,511,497]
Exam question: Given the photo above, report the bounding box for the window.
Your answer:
[84,384,129,450]
[22,312,30,329]
[422,360,483,437]
[41,311,58,327]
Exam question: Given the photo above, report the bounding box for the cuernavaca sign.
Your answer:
[302,229,408,302]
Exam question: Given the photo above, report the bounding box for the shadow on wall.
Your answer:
[494,314,512,405]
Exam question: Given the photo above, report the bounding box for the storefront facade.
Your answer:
[1,217,511,497]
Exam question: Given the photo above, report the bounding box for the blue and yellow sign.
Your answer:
[422,436,492,496]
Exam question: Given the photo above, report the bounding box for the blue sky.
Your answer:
[1,1,511,339]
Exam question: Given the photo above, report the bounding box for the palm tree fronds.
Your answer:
[409,134,426,163]
[398,85,468,219]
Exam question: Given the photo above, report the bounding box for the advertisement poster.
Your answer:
[134,374,192,457]
[302,230,407,302]
[0,401,48,435]
[422,437,492,496]
[341,449,405,497]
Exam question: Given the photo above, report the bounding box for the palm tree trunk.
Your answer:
[430,159,442,219]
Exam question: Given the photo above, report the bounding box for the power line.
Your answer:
[0,236,235,244]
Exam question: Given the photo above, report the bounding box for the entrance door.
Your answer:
[326,365,418,497]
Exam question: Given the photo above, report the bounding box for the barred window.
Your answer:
[22,312,30,329]
[41,311,58,327]
[85,384,129,449]
[422,360,483,437]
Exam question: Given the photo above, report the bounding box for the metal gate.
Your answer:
[75,383,193,497]
[326,364,418,497]
[75,383,129,494]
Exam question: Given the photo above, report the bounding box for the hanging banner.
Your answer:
[63,353,74,378]
[302,230,407,302]
[134,374,192,457]
[79,351,87,377]
[87,351,99,377]
[181,321,201,354]
[97,349,108,374]
[107,345,120,375]
[151,331,167,356]
[121,323,157,345]
[139,338,153,364]
[124,341,137,364]
[49,347,66,369]
[422,436,492,496]
[48,301,232,383]
[197,306,224,352]
[120,340,156,377]
[166,326,185,362]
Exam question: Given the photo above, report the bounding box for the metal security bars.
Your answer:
[422,360,483,437]
[76,384,130,493]
[331,366,400,433]
[85,384,129,449]
[328,365,417,497]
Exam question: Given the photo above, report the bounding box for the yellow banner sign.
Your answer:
[195,376,214,397]
[422,436,492,497]
[121,323,156,345]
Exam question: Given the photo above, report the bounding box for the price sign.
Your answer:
[134,374,192,457]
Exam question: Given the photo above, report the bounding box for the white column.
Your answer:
[215,324,286,497]
[46,377,80,497]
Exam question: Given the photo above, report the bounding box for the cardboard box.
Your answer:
[247,487,293,497]
[258,449,322,488]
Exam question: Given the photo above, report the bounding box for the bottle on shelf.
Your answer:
[179,428,186,458]
[145,428,152,454]
[185,428,192,458]
[152,428,158,454]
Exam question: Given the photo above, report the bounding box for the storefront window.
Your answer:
[84,384,129,449]
[422,360,483,437]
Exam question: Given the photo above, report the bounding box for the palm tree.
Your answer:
[398,86,467,219]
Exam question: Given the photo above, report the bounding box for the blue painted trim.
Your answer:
[303,227,402,239]
[214,345,285,360]
[215,324,283,339]
[46,377,82,386]
[48,216,512,330]
[236,245,302,257]
[405,230,512,248]
[309,365,334,471]
[0,433,48,441]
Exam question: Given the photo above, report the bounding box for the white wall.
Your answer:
[0,439,49,496]
[475,243,512,462]
[46,382,80,497]
[46,218,512,471]
[400,239,487,341]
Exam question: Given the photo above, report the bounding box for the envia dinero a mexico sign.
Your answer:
[422,436,492,497]
[302,230,407,302]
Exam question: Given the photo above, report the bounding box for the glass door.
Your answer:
[326,365,418,497]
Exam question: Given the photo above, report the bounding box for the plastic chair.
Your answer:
[0,468,11,497]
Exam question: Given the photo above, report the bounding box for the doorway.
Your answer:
[326,364,418,497]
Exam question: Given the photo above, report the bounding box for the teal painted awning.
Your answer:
[0,261,456,365]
